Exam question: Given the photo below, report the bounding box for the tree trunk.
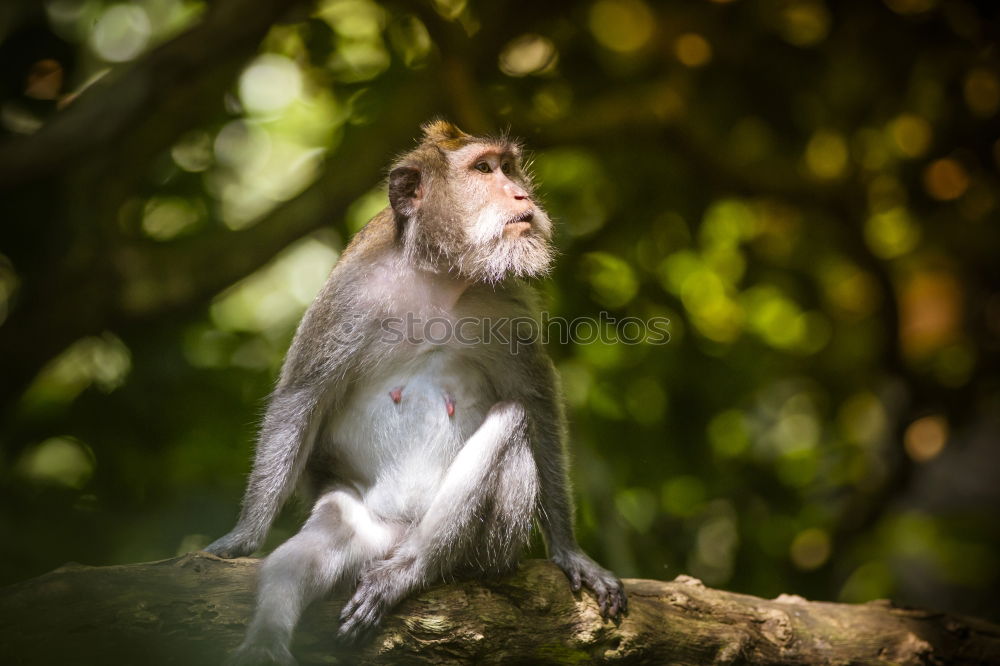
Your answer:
[0,553,997,665]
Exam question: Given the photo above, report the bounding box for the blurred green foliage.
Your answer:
[1,0,999,624]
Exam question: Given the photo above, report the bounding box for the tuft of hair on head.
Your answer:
[421,119,474,150]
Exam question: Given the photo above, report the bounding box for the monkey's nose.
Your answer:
[504,182,529,200]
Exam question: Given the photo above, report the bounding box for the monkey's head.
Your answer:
[388,120,554,284]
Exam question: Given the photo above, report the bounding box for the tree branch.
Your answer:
[0,72,439,414]
[1,553,997,665]
[0,0,308,190]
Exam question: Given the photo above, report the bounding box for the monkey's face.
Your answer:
[389,126,555,285]
[433,143,554,284]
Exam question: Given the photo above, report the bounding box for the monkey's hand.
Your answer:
[203,530,260,559]
[338,554,419,643]
[552,548,627,621]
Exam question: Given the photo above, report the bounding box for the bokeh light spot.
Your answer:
[864,207,920,259]
[16,437,95,489]
[680,269,743,343]
[432,0,467,20]
[838,392,887,446]
[888,114,932,158]
[532,83,574,121]
[239,54,304,116]
[899,270,962,360]
[346,187,389,233]
[662,476,706,517]
[388,15,432,68]
[805,130,848,179]
[211,236,339,334]
[701,198,757,247]
[625,377,667,424]
[778,0,830,47]
[616,487,658,533]
[840,561,893,602]
[708,409,750,457]
[23,334,132,407]
[821,261,880,320]
[142,197,202,241]
[789,528,831,570]
[214,120,271,170]
[904,415,948,462]
[499,34,558,77]
[90,4,151,62]
[690,508,738,585]
[743,285,809,350]
[923,158,969,201]
[589,0,656,54]
[674,33,712,67]
[581,252,639,307]
[171,131,214,173]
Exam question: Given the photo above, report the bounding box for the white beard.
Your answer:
[458,206,554,283]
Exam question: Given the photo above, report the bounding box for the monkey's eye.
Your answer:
[501,161,512,175]
[474,162,492,174]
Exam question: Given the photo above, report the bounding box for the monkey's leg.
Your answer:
[230,488,397,666]
[338,401,539,640]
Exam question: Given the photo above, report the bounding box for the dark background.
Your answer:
[1,0,999,624]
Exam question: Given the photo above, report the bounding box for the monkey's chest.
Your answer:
[324,349,494,517]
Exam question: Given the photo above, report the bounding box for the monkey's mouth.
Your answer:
[504,211,534,235]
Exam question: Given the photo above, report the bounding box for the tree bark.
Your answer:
[0,553,997,665]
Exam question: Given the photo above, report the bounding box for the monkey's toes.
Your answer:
[338,595,384,643]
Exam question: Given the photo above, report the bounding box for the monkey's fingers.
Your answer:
[592,579,610,618]
[607,586,625,620]
[605,580,627,621]
[569,569,582,592]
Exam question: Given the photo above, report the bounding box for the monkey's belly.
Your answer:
[323,351,494,520]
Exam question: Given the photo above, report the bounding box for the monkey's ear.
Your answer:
[389,166,422,218]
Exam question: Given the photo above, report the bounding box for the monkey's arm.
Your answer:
[204,269,364,559]
[528,353,627,620]
[204,384,326,558]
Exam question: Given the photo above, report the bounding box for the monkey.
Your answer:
[204,120,626,664]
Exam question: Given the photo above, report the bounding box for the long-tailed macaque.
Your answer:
[206,120,626,664]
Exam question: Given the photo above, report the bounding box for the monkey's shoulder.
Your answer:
[341,207,395,260]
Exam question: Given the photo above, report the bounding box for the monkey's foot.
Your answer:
[203,531,258,559]
[224,640,297,666]
[338,580,392,642]
[552,549,628,621]
[338,556,416,642]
